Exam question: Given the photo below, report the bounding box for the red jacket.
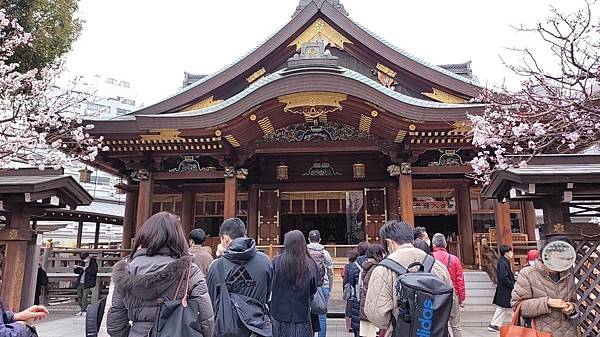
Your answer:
[432,247,466,302]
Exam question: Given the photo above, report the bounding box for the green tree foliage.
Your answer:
[3,0,82,71]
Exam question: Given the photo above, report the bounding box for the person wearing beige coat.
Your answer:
[364,220,457,337]
[511,237,579,337]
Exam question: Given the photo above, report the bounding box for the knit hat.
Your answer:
[527,249,539,261]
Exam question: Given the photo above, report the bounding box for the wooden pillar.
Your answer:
[181,190,196,235]
[224,173,238,220]
[456,184,475,265]
[76,220,84,248]
[247,186,259,239]
[398,163,414,227]
[136,174,154,231]
[0,206,32,311]
[522,202,537,241]
[94,221,101,249]
[494,200,513,249]
[122,191,137,251]
[386,185,399,220]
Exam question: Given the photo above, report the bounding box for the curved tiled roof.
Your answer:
[144,67,482,119]
[129,0,481,116]
[347,17,480,87]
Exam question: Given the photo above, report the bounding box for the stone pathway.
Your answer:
[34,314,498,337]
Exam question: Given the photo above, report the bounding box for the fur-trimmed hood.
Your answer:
[112,249,192,301]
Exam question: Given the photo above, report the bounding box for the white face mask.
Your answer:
[529,261,535,266]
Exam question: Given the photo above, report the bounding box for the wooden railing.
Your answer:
[475,240,539,282]
[41,247,130,306]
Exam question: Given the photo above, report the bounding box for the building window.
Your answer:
[86,102,108,112]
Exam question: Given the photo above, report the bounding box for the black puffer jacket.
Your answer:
[107,248,214,337]
[344,255,367,332]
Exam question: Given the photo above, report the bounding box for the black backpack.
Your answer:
[379,255,454,337]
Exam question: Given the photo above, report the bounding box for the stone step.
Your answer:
[464,271,492,282]
[465,296,494,305]
[465,280,495,289]
[467,288,495,297]
[463,304,498,312]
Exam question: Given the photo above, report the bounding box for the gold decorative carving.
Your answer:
[224,135,240,147]
[289,18,352,51]
[359,114,372,133]
[408,124,417,131]
[258,117,275,135]
[8,229,18,240]
[370,110,378,118]
[394,130,407,143]
[376,63,397,78]
[246,67,266,83]
[214,130,222,137]
[278,92,347,119]
[450,121,472,134]
[140,129,184,142]
[183,96,223,112]
[249,114,257,121]
[422,88,466,104]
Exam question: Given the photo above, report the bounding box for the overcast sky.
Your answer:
[64,0,587,107]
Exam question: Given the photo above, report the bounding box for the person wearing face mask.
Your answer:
[413,227,431,255]
[511,236,578,337]
[206,218,273,337]
[488,245,515,332]
[527,249,539,267]
[363,220,454,337]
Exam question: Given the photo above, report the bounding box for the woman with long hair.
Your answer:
[359,244,386,337]
[107,212,214,337]
[271,230,319,337]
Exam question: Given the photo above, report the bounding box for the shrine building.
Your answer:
[88,0,537,265]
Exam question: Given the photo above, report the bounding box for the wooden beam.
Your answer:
[181,190,195,235]
[494,200,513,249]
[76,220,83,248]
[153,170,224,181]
[456,184,475,265]
[399,166,414,227]
[122,191,137,251]
[20,240,40,310]
[136,174,154,231]
[522,202,537,241]
[224,177,237,219]
[412,165,473,175]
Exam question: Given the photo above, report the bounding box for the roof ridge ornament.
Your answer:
[287,41,338,69]
[293,0,349,18]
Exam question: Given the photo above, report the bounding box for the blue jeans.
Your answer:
[318,287,330,337]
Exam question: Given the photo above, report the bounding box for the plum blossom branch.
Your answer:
[0,8,105,169]
[468,0,600,184]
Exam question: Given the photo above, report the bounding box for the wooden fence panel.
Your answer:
[574,240,600,337]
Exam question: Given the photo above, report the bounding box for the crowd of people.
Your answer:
[0,212,581,337]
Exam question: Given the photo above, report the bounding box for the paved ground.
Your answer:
[35,314,498,337]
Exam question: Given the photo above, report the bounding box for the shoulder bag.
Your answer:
[500,303,552,337]
[150,262,204,337]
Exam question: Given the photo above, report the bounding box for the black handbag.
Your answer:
[214,259,272,337]
[150,262,204,337]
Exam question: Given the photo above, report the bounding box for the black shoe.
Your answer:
[488,325,500,332]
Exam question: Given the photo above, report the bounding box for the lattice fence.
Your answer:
[575,240,600,336]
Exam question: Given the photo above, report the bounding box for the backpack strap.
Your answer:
[378,258,408,275]
[422,254,436,273]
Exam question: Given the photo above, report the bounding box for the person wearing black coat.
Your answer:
[74,253,98,315]
[343,241,369,337]
[488,245,515,332]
